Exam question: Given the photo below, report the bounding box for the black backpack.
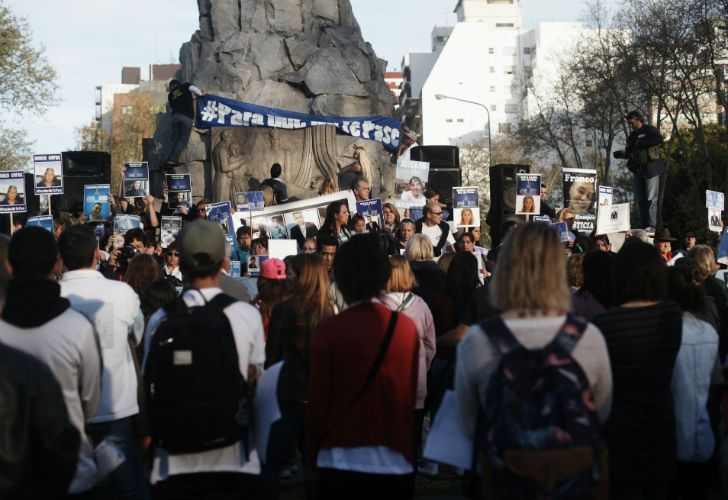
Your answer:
[145,290,252,455]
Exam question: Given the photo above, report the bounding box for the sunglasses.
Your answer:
[167,251,179,257]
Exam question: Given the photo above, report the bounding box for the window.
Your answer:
[505,104,518,113]
[490,105,497,111]
[445,119,453,123]
[489,66,496,73]
[499,123,512,133]
[490,86,496,92]
[121,105,133,115]
[504,66,515,75]
[457,118,464,123]
[496,23,515,28]
[586,139,594,148]
[488,48,495,54]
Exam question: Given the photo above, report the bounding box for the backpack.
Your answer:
[476,314,605,499]
[145,290,252,455]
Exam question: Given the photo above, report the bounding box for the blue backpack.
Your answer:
[476,314,606,499]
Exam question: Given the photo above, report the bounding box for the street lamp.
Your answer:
[435,94,492,167]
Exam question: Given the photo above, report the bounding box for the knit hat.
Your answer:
[260,258,286,280]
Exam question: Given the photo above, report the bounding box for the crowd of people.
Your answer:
[1,171,728,500]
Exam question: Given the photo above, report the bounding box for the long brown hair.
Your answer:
[290,253,330,326]
[124,254,161,297]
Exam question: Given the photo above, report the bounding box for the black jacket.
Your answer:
[0,343,80,498]
[625,124,663,175]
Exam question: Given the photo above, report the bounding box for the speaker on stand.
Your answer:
[487,164,530,248]
[410,145,461,204]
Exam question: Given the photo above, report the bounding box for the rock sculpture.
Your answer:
[154,0,397,202]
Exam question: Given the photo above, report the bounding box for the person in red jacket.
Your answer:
[306,234,420,500]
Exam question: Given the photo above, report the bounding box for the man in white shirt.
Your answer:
[0,227,101,496]
[416,202,455,257]
[143,219,265,499]
[58,224,148,500]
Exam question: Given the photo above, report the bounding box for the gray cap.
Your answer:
[177,219,226,269]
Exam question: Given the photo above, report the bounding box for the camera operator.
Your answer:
[612,110,665,232]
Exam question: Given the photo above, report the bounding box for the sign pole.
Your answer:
[48,195,52,216]
[9,213,13,235]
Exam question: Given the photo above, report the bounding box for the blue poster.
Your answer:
[84,184,111,222]
[114,215,141,235]
[207,201,235,235]
[516,173,541,215]
[230,260,241,278]
[26,215,54,233]
[718,228,728,265]
[166,173,191,192]
[356,199,384,228]
[33,154,63,195]
[552,221,570,243]
[452,187,479,208]
[235,191,264,212]
[124,162,149,198]
[196,94,401,152]
[0,170,27,214]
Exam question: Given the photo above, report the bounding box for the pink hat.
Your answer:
[260,258,286,280]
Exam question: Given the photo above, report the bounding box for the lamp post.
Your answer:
[435,94,492,167]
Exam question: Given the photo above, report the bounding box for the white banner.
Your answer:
[596,202,630,235]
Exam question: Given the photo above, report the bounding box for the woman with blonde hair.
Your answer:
[520,195,535,213]
[405,234,447,315]
[459,208,474,226]
[318,177,336,196]
[455,223,612,497]
[264,253,334,496]
[689,244,728,359]
[261,185,277,207]
[378,255,436,461]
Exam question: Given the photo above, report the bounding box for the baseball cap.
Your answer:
[177,219,225,269]
[625,110,644,121]
[260,258,286,280]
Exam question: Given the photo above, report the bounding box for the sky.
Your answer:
[7,0,616,157]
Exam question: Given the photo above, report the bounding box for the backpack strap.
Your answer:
[551,313,589,354]
[479,315,521,354]
[207,293,238,310]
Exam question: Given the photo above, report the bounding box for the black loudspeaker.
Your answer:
[410,145,460,168]
[410,145,461,203]
[488,163,530,247]
[61,151,111,213]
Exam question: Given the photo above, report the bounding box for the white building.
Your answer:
[95,83,138,133]
[415,0,588,150]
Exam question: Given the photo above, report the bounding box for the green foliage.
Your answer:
[0,2,57,170]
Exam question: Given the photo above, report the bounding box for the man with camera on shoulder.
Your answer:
[613,110,664,232]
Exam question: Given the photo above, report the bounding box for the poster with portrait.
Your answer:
[515,174,541,215]
[709,208,723,233]
[161,216,183,248]
[265,214,290,239]
[452,187,479,209]
[84,184,110,222]
[283,209,321,246]
[123,162,149,198]
[356,199,384,229]
[33,154,63,195]
[395,159,429,208]
[269,239,298,260]
[169,192,192,210]
[236,191,265,212]
[552,222,570,243]
[207,201,235,235]
[707,190,725,211]
[596,203,630,236]
[166,173,191,192]
[453,207,480,228]
[26,215,54,233]
[598,186,613,207]
[230,261,242,278]
[563,168,597,232]
[0,170,26,214]
[247,255,268,277]
[113,215,141,236]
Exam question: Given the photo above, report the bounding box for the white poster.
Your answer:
[598,186,613,207]
[706,190,725,210]
[709,208,723,233]
[596,202,631,235]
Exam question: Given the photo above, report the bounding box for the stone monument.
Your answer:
[154,0,398,204]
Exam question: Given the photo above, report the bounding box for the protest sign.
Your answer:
[283,209,320,246]
[395,159,429,209]
[709,208,722,233]
[0,170,26,214]
[717,228,728,265]
[207,201,235,235]
[166,173,191,192]
[33,154,63,196]
[84,184,110,222]
[533,215,552,223]
[356,199,384,229]
[452,187,480,228]
[269,239,298,260]
[196,94,401,152]
[235,191,264,212]
[113,215,141,236]
[230,261,242,278]
[598,186,613,206]
[563,168,597,232]
[161,216,183,248]
[515,174,541,215]
[265,214,289,239]
[596,202,630,235]
[123,162,149,198]
[26,215,53,233]
[552,222,570,242]
[247,255,268,277]
[706,190,725,210]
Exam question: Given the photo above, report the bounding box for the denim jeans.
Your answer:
[633,170,660,228]
[163,113,194,164]
[86,416,149,500]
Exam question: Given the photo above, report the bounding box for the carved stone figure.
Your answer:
[153,0,398,202]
